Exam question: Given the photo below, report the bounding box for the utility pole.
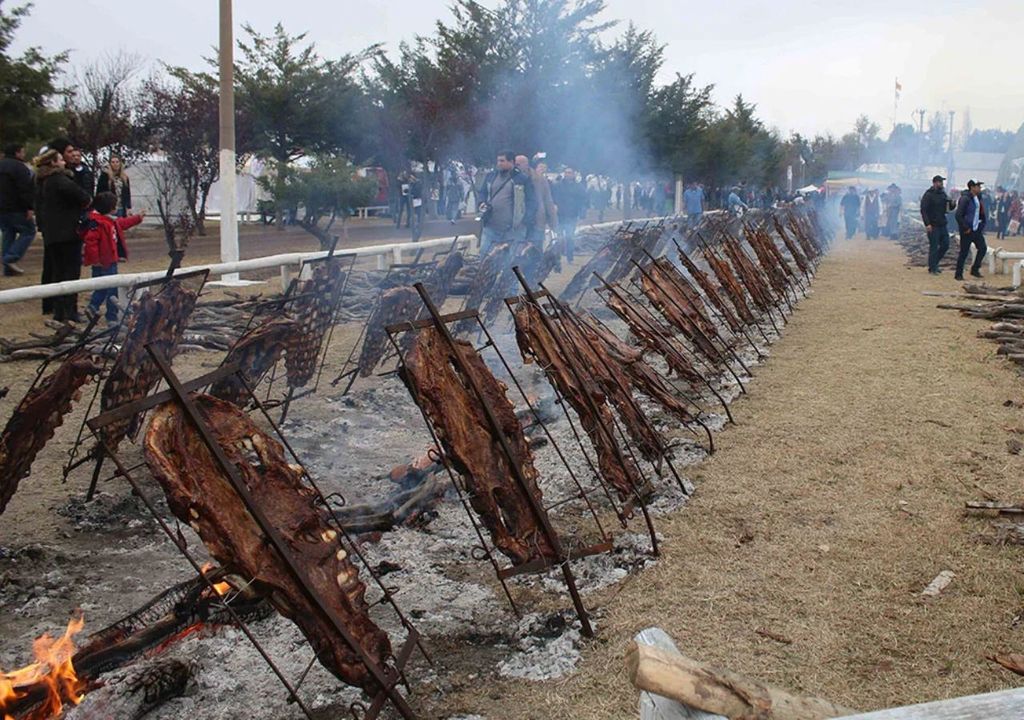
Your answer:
[915,109,926,178]
[947,109,956,187]
[219,0,239,281]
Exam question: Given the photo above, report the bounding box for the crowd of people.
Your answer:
[838,184,903,242]
[0,139,143,324]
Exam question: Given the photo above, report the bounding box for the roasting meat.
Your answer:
[676,249,744,333]
[582,315,698,428]
[639,269,721,363]
[358,287,421,378]
[98,280,199,450]
[743,226,793,300]
[0,351,101,515]
[701,245,758,325]
[553,306,666,462]
[514,301,644,498]
[456,244,511,333]
[210,318,299,406]
[720,239,776,314]
[285,259,346,389]
[143,394,391,694]
[772,217,811,276]
[562,224,668,302]
[400,326,556,565]
[604,290,701,384]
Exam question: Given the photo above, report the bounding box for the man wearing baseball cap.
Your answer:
[920,175,955,274]
[953,179,987,280]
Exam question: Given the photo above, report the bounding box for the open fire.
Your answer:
[0,615,85,720]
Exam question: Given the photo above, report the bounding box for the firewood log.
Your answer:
[64,658,192,720]
[625,640,855,720]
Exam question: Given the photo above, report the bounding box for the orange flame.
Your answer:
[0,614,86,720]
[199,563,231,597]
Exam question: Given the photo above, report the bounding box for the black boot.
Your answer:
[970,269,983,278]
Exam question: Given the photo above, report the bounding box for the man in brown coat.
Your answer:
[515,154,558,249]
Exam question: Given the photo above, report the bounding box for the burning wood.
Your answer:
[96,280,200,451]
[0,614,86,720]
[64,659,191,720]
[143,394,392,695]
[0,352,102,515]
[399,326,556,565]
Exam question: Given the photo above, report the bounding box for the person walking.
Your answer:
[530,157,558,249]
[477,150,527,256]
[683,181,704,228]
[34,148,91,323]
[81,191,144,323]
[551,167,587,263]
[863,188,881,239]
[920,174,955,275]
[884,183,902,240]
[394,171,411,229]
[954,180,987,280]
[840,186,860,240]
[408,173,424,241]
[96,155,131,217]
[996,186,1012,239]
[0,143,36,276]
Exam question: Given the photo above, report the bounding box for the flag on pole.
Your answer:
[895,78,902,103]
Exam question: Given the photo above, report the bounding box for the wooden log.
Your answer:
[837,687,1024,719]
[65,658,192,720]
[626,640,856,720]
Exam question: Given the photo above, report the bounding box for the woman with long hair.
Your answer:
[34,148,91,323]
[96,154,131,217]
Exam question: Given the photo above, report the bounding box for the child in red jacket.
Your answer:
[81,191,144,322]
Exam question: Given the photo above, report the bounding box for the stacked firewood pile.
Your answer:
[895,214,962,268]
[939,284,1024,368]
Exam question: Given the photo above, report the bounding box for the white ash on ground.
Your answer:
[496,611,587,681]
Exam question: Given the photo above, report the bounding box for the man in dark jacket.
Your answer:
[953,179,987,280]
[920,175,955,274]
[0,143,36,276]
[551,168,587,263]
[34,148,92,323]
[477,150,527,256]
[839,186,860,240]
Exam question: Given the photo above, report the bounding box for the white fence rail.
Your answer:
[0,214,673,306]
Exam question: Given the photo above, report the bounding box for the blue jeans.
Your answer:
[89,263,119,320]
[558,220,577,263]
[0,212,36,266]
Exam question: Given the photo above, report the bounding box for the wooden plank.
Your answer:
[836,687,1024,719]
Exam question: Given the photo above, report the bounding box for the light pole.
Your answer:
[219,0,239,281]
[947,109,955,187]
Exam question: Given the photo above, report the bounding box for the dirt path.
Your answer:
[446,237,1024,718]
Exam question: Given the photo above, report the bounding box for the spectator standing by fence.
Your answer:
[477,151,526,256]
[34,148,90,323]
[96,155,131,217]
[81,191,143,323]
[683,181,703,227]
[552,167,586,263]
[0,143,36,276]
[884,183,902,239]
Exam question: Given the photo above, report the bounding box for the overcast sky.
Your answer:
[18,1,1024,139]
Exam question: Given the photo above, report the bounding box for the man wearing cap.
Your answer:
[953,180,987,280]
[920,175,955,274]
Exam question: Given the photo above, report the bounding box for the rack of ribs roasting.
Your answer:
[399,326,557,566]
[0,351,102,514]
[284,259,346,389]
[676,247,744,333]
[143,394,392,695]
[209,318,299,406]
[98,280,199,451]
[514,301,643,498]
[604,289,701,384]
